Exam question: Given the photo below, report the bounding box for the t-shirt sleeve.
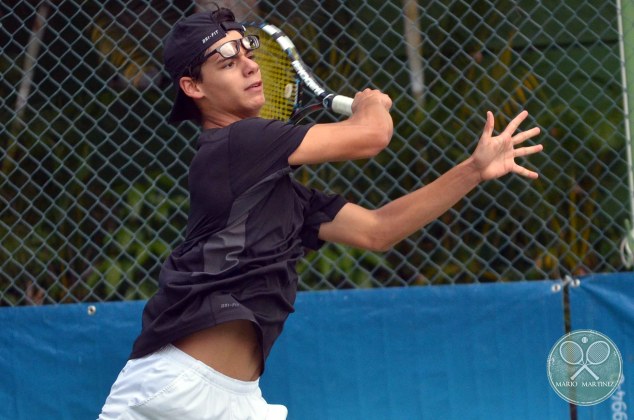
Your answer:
[228,118,314,194]
[294,182,348,250]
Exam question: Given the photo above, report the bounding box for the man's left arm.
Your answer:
[318,110,543,251]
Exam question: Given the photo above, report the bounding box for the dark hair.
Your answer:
[182,6,237,82]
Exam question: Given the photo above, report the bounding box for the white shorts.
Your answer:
[98,344,287,420]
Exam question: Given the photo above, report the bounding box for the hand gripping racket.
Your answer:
[244,22,354,123]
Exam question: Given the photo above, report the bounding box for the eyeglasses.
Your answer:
[201,35,260,62]
[183,35,260,79]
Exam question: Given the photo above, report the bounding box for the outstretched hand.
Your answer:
[472,110,543,181]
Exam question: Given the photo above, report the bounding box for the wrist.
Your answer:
[459,157,484,186]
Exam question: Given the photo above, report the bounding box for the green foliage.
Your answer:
[1,0,630,305]
[280,0,628,286]
[84,174,186,301]
[298,244,389,289]
[0,36,191,304]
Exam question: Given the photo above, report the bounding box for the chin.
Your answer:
[250,100,266,116]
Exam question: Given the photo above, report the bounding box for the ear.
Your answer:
[179,76,204,100]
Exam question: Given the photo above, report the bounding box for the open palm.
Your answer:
[472,110,543,181]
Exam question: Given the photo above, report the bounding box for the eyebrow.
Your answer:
[216,55,234,64]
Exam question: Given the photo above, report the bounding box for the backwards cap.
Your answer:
[163,11,245,123]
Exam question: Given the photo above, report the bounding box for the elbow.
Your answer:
[375,129,393,154]
[364,125,393,158]
[366,236,392,253]
[365,208,400,252]
[365,222,393,253]
[369,240,392,253]
[376,116,394,152]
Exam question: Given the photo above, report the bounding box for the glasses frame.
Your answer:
[184,35,260,81]
[202,35,260,62]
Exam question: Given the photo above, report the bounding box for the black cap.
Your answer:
[163,12,245,123]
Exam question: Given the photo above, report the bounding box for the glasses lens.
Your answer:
[242,35,260,51]
[217,40,240,58]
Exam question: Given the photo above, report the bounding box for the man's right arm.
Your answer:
[287,89,393,165]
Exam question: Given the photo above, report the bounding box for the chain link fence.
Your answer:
[1,0,631,305]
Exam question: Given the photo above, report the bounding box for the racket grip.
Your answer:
[325,95,354,116]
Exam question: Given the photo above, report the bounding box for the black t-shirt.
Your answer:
[130,118,347,366]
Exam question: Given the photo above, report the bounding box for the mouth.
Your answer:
[246,81,262,91]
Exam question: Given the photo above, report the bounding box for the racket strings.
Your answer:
[249,28,297,121]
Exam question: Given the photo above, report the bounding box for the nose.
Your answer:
[242,53,259,76]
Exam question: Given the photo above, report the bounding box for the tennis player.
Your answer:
[99,6,542,420]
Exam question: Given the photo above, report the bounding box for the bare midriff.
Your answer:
[173,319,262,381]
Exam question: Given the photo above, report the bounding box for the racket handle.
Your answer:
[325,95,354,116]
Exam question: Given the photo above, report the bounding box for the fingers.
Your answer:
[356,88,383,96]
[354,88,392,110]
[483,110,531,140]
[514,164,540,179]
[514,143,544,158]
[485,110,542,180]
[484,111,495,138]
[489,110,540,146]
[512,126,541,145]
[501,110,529,137]
[513,143,543,179]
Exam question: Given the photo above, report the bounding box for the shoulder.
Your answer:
[197,118,285,142]
[227,118,314,158]
[229,118,312,138]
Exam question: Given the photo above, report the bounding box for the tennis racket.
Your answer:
[244,21,354,123]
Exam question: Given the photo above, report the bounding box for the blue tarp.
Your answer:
[262,282,567,419]
[3,276,629,419]
[570,273,634,420]
[0,300,144,419]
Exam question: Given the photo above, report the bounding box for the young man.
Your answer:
[99,7,542,420]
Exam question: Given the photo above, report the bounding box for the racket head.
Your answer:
[245,24,300,121]
[559,340,584,364]
[245,22,334,123]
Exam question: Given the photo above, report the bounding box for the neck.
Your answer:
[197,100,262,129]
[201,113,240,129]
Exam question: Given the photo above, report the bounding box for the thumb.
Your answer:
[483,111,494,138]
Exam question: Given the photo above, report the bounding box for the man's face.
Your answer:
[194,30,265,120]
